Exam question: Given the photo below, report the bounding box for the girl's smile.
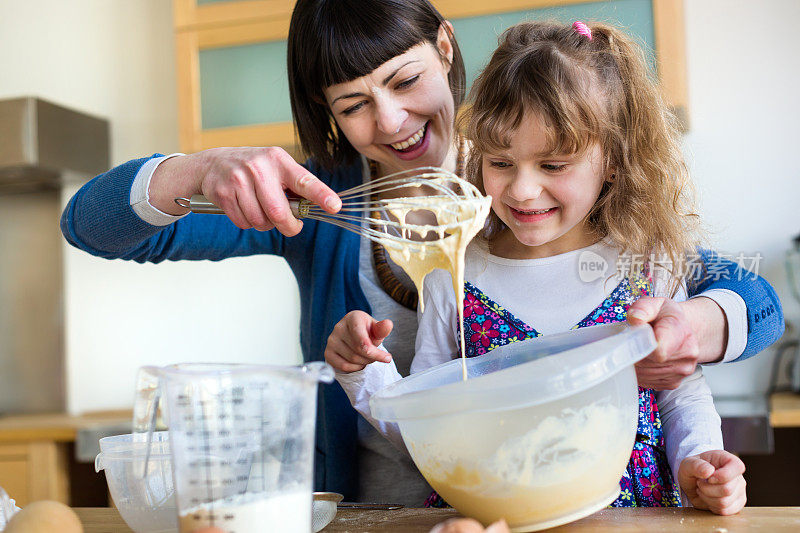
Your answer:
[508,206,559,223]
[482,113,609,260]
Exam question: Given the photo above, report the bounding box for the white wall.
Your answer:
[1,0,796,413]
[0,0,302,414]
[683,0,800,396]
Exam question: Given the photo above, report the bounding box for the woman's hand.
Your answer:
[148,147,342,236]
[678,450,747,515]
[627,295,726,390]
[324,311,394,373]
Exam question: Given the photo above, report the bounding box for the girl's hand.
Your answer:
[324,311,393,373]
[149,147,342,236]
[627,296,700,389]
[678,450,746,515]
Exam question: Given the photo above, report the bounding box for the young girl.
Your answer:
[326,20,746,515]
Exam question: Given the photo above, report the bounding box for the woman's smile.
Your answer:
[386,121,431,160]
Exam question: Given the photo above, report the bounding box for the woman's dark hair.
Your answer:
[288,0,465,169]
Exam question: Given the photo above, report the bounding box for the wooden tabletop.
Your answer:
[770,392,800,427]
[74,506,800,532]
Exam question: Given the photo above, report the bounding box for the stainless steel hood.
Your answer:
[0,97,110,415]
[0,97,109,193]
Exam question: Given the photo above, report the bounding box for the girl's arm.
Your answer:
[337,268,462,454]
[333,357,408,454]
[324,311,407,453]
[336,269,461,454]
[654,369,723,489]
[648,274,723,478]
[656,373,747,514]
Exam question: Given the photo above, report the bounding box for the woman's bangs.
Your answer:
[314,13,426,88]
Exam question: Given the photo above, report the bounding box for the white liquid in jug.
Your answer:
[178,491,311,533]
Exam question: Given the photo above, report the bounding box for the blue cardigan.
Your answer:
[60,154,784,499]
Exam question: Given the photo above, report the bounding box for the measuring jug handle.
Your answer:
[302,361,335,383]
[133,365,164,437]
[132,366,164,478]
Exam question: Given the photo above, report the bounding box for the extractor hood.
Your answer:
[0,97,109,193]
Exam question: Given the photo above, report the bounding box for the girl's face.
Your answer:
[482,112,609,260]
[323,26,456,175]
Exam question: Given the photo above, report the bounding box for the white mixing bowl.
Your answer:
[95,432,177,533]
[370,323,656,532]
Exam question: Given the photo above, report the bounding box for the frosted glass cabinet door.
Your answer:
[177,0,685,151]
[199,41,292,129]
[453,0,656,84]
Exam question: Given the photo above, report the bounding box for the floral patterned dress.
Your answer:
[424,274,682,508]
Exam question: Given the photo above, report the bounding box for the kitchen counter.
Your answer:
[0,411,130,506]
[0,411,131,443]
[770,391,800,427]
[74,506,800,532]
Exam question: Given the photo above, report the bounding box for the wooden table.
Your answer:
[74,506,800,532]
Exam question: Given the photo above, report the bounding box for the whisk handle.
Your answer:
[174,195,305,218]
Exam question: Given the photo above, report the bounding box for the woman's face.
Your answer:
[323,26,455,175]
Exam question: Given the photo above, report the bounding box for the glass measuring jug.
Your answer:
[133,362,333,533]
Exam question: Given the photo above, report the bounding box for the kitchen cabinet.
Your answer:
[0,412,129,506]
[171,0,689,153]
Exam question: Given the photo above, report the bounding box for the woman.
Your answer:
[61,0,783,504]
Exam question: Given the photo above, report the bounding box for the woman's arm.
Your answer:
[147,147,340,235]
[629,248,784,389]
[61,148,346,262]
[689,248,784,361]
[60,154,286,262]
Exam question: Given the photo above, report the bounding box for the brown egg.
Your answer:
[429,518,486,533]
[430,518,511,533]
[485,519,511,533]
[4,500,83,533]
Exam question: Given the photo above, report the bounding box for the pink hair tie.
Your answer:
[573,21,592,40]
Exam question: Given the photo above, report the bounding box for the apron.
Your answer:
[424,274,681,508]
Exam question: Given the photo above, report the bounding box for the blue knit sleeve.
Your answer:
[60,154,285,263]
[687,248,784,361]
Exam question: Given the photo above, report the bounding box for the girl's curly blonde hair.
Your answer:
[463,20,701,293]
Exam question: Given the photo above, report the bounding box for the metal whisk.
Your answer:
[174,166,488,250]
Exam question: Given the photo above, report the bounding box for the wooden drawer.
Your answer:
[0,441,69,506]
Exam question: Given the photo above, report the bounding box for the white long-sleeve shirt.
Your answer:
[336,240,725,495]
